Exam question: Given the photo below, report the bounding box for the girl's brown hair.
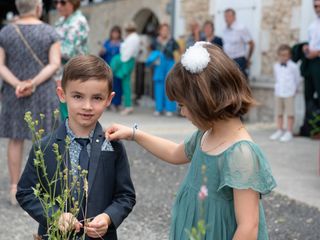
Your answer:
[166,43,256,129]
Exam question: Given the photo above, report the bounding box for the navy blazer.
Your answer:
[16,122,136,240]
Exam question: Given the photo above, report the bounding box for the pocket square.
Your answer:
[101,140,114,152]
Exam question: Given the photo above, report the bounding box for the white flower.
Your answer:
[181,42,211,74]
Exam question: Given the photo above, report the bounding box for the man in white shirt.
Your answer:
[302,0,320,107]
[222,8,254,78]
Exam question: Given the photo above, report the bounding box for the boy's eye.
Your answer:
[93,96,103,101]
[178,103,184,108]
[73,95,82,99]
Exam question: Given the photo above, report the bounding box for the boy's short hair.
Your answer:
[277,44,292,55]
[166,44,256,129]
[62,55,113,93]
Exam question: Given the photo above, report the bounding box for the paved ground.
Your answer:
[1,107,319,239]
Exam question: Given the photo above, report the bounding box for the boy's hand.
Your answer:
[58,212,82,233]
[85,213,111,238]
[106,123,134,141]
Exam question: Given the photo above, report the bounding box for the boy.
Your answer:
[16,55,136,239]
[270,44,301,142]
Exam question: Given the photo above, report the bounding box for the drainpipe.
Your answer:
[171,0,176,37]
[167,0,176,36]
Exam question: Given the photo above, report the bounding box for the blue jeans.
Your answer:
[233,56,248,78]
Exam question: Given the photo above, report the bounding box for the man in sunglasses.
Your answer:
[55,0,90,121]
[302,0,320,108]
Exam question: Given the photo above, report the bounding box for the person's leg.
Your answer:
[111,76,122,107]
[59,102,68,121]
[280,97,294,142]
[165,94,177,114]
[287,116,294,132]
[154,81,164,113]
[7,138,24,205]
[277,115,284,130]
[304,76,314,106]
[121,77,133,115]
[270,97,284,140]
[285,96,295,132]
[233,57,248,78]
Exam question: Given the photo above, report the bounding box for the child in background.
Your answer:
[99,25,122,110]
[146,23,179,117]
[106,42,276,240]
[270,44,301,142]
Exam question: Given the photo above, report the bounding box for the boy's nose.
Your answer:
[83,100,93,110]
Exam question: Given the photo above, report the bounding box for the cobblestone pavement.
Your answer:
[0,118,320,239]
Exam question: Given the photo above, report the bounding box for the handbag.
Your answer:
[12,24,62,81]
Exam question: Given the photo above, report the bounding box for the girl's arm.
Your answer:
[106,124,189,165]
[232,189,259,240]
[31,42,61,88]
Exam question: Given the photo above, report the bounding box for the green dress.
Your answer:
[170,130,277,240]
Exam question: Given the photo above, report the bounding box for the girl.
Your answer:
[146,23,180,116]
[106,42,276,240]
[99,25,122,110]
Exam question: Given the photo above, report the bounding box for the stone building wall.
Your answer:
[50,0,170,54]
[180,0,211,31]
[260,0,302,77]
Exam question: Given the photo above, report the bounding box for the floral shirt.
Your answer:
[55,10,89,64]
[65,119,94,181]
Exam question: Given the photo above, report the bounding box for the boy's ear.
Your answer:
[56,87,66,103]
[105,91,115,107]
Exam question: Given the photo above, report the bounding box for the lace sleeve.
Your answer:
[218,141,277,195]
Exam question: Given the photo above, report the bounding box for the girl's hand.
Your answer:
[105,123,134,141]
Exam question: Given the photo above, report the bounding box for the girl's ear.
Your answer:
[56,87,66,103]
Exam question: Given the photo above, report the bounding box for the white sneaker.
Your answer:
[153,111,161,116]
[165,112,174,117]
[269,130,283,140]
[280,131,293,142]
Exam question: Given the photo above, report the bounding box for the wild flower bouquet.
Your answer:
[24,111,89,240]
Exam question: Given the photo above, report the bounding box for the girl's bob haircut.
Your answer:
[166,43,256,129]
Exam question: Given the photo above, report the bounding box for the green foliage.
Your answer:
[309,112,320,137]
[24,111,88,240]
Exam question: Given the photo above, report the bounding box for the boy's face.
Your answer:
[278,50,291,64]
[57,79,114,135]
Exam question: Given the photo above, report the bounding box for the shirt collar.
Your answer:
[65,119,95,141]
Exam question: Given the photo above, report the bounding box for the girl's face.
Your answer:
[111,30,120,41]
[204,24,213,37]
[179,103,195,124]
[159,26,169,39]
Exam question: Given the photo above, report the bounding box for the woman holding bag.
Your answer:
[0,0,60,205]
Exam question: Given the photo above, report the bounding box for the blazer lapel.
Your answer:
[88,122,104,196]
